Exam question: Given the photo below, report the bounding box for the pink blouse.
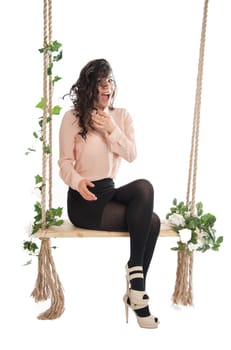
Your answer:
[58,108,137,191]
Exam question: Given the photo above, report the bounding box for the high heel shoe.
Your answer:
[123,265,159,329]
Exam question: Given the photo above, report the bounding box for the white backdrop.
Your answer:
[0,1,231,349]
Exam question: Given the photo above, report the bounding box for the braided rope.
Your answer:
[41,0,48,228]
[186,0,209,213]
[48,0,53,210]
[31,0,64,320]
[173,0,209,306]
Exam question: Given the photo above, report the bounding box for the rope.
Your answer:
[31,239,65,319]
[41,0,48,228]
[48,0,53,210]
[186,0,209,212]
[31,0,64,320]
[172,0,209,306]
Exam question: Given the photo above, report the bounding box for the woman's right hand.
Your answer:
[78,179,97,201]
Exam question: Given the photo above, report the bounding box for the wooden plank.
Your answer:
[35,220,178,238]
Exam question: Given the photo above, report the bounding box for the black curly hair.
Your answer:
[70,58,117,139]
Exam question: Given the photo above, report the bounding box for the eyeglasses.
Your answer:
[97,77,114,87]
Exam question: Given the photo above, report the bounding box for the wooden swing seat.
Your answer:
[35,220,178,238]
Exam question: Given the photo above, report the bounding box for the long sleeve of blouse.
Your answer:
[58,108,137,191]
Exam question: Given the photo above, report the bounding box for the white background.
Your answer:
[0,1,231,349]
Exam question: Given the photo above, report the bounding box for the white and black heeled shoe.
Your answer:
[123,265,159,329]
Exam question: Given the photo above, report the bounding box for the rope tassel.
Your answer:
[172,250,193,306]
[31,238,65,319]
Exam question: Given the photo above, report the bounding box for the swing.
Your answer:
[31,0,210,319]
[35,219,177,238]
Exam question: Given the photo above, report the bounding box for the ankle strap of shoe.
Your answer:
[127,265,143,273]
[126,265,144,280]
[129,272,144,280]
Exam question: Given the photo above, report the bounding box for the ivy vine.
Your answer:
[23,40,64,264]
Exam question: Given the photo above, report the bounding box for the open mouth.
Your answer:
[101,93,111,102]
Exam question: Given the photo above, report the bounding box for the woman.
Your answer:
[58,58,160,328]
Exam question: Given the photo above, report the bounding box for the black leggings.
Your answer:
[99,179,160,280]
[68,179,160,281]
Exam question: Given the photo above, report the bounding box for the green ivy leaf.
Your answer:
[23,241,39,253]
[173,198,177,206]
[54,219,64,226]
[171,247,179,251]
[52,76,62,85]
[49,40,62,52]
[47,63,53,75]
[52,105,62,115]
[35,174,42,185]
[53,50,63,62]
[44,144,51,154]
[36,98,44,109]
[196,202,203,216]
[216,236,224,244]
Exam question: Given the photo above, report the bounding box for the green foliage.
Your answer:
[31,201,64,235]
[166,198,224,254]
[25,40,63,156]
[39,40,62,54]
[35,174,42,184]
[23,40,64,262]
[23,240,39,254]
[23,174,64,257]
[52,76,62,85]
[38,40,62,76]
[52,105,62,115]
[44,144,51,154]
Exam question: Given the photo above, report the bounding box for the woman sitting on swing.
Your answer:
[58,58,160,329]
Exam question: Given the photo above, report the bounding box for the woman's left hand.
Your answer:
[92,110,116,134]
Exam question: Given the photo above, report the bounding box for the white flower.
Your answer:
[188,238,205,251]
[197,238,205,248]
[188,242,199,251]
[188,243,201,251]
[167,198,222,253]
[179,228,192,243]
[168,213,185,227]
[199,231,208,238]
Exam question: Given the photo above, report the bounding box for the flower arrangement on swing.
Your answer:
[165,198,223,254]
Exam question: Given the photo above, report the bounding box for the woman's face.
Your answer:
[96,75,115,110]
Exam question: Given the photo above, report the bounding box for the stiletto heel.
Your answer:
[123,294,129,323]
[123,265,159,329]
